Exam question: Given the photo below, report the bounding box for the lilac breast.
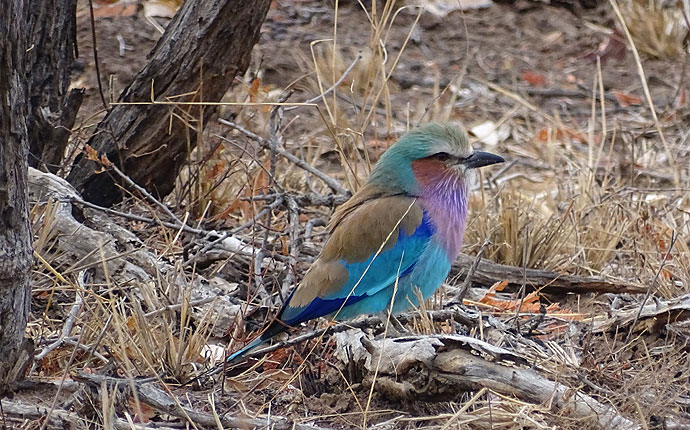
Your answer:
[420,179,468,258]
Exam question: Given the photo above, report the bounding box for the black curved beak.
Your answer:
[463,151,505,169]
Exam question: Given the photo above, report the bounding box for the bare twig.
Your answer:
[239,192,349,207]
[254,92,294,303]
[305,217,326,241]
[453,237,490,303]
[219,118,350,195]
[625,231,677,343]
[144,297,217,318]
[87,0,108,111]
[32,271,87,367]
[281,195,301,300]
[194,195,285,259]
[285,52,363,111]
[33,293,83,362]
[72,196,195,232]
[62,338,110,364]
[108,162,183,225]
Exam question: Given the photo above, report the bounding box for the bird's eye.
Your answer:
[433,152,452,161]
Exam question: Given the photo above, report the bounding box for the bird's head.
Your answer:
[369,123,505,196]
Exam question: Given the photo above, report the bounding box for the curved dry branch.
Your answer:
[336,333,640,430]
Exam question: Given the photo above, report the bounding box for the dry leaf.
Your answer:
[536,127,586,143]
[583,32,626,63]
[470,121,510,147]
[99,154,113,167]
[249,77,262,103]
[522,70,548,87]
[128,396,157,423]
[143,0,183,18]
[85,144,99,161]
[611,90,642,107]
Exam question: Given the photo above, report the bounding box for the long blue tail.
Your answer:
[226,336,266,363]
[182,320,287,386]
[225,316,289,364]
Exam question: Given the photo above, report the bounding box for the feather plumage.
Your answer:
[224,122,504,364]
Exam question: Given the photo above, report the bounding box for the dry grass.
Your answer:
[620,0,688,59]
[20,0,690,429]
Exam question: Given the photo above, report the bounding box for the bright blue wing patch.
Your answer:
[332,211,434,299]
[279,210,434,325]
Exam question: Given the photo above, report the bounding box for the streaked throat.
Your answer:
[411,160,469,258]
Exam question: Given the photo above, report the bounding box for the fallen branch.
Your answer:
[73,373,331,430]
[28,167,243,337]
[1,397,187,430]
[592,293,690,334]
[336,334,639,430]
[453,253,645,294]
[192,307,481,383]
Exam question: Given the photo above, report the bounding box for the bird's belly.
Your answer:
[330,243,452,320]
[392,243,452,313]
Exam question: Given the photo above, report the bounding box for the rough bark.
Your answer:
[26,0,82,173]
[336,333,639,430]
[453,253,646,295]
[0,0,34,393]
[67,0,272,206]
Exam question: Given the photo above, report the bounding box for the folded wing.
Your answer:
[279,189,434,326]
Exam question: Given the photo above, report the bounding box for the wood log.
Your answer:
[336,333,639,430]
[28,168,243,337]
[453,253,646,295]
[70,373,332,430]
[591,293,690,333]
[67,0,272,206]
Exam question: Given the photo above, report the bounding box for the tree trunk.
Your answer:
[66,0,272,206]
[0,0,34,393]
[26,0,82,174]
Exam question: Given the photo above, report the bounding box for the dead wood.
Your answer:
[28,167,243,337]
[453,253,646,295]
[26,0,82,173]
[72,373,331,430]
[0,397,182,430]
[336,333,639,430]
[67,0,272,207]
[592,293,690,334]
[196,307,481,381]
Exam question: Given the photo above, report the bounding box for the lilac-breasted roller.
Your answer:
[228,122,504,362]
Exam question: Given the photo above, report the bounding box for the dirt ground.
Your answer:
[12,0,690,428]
